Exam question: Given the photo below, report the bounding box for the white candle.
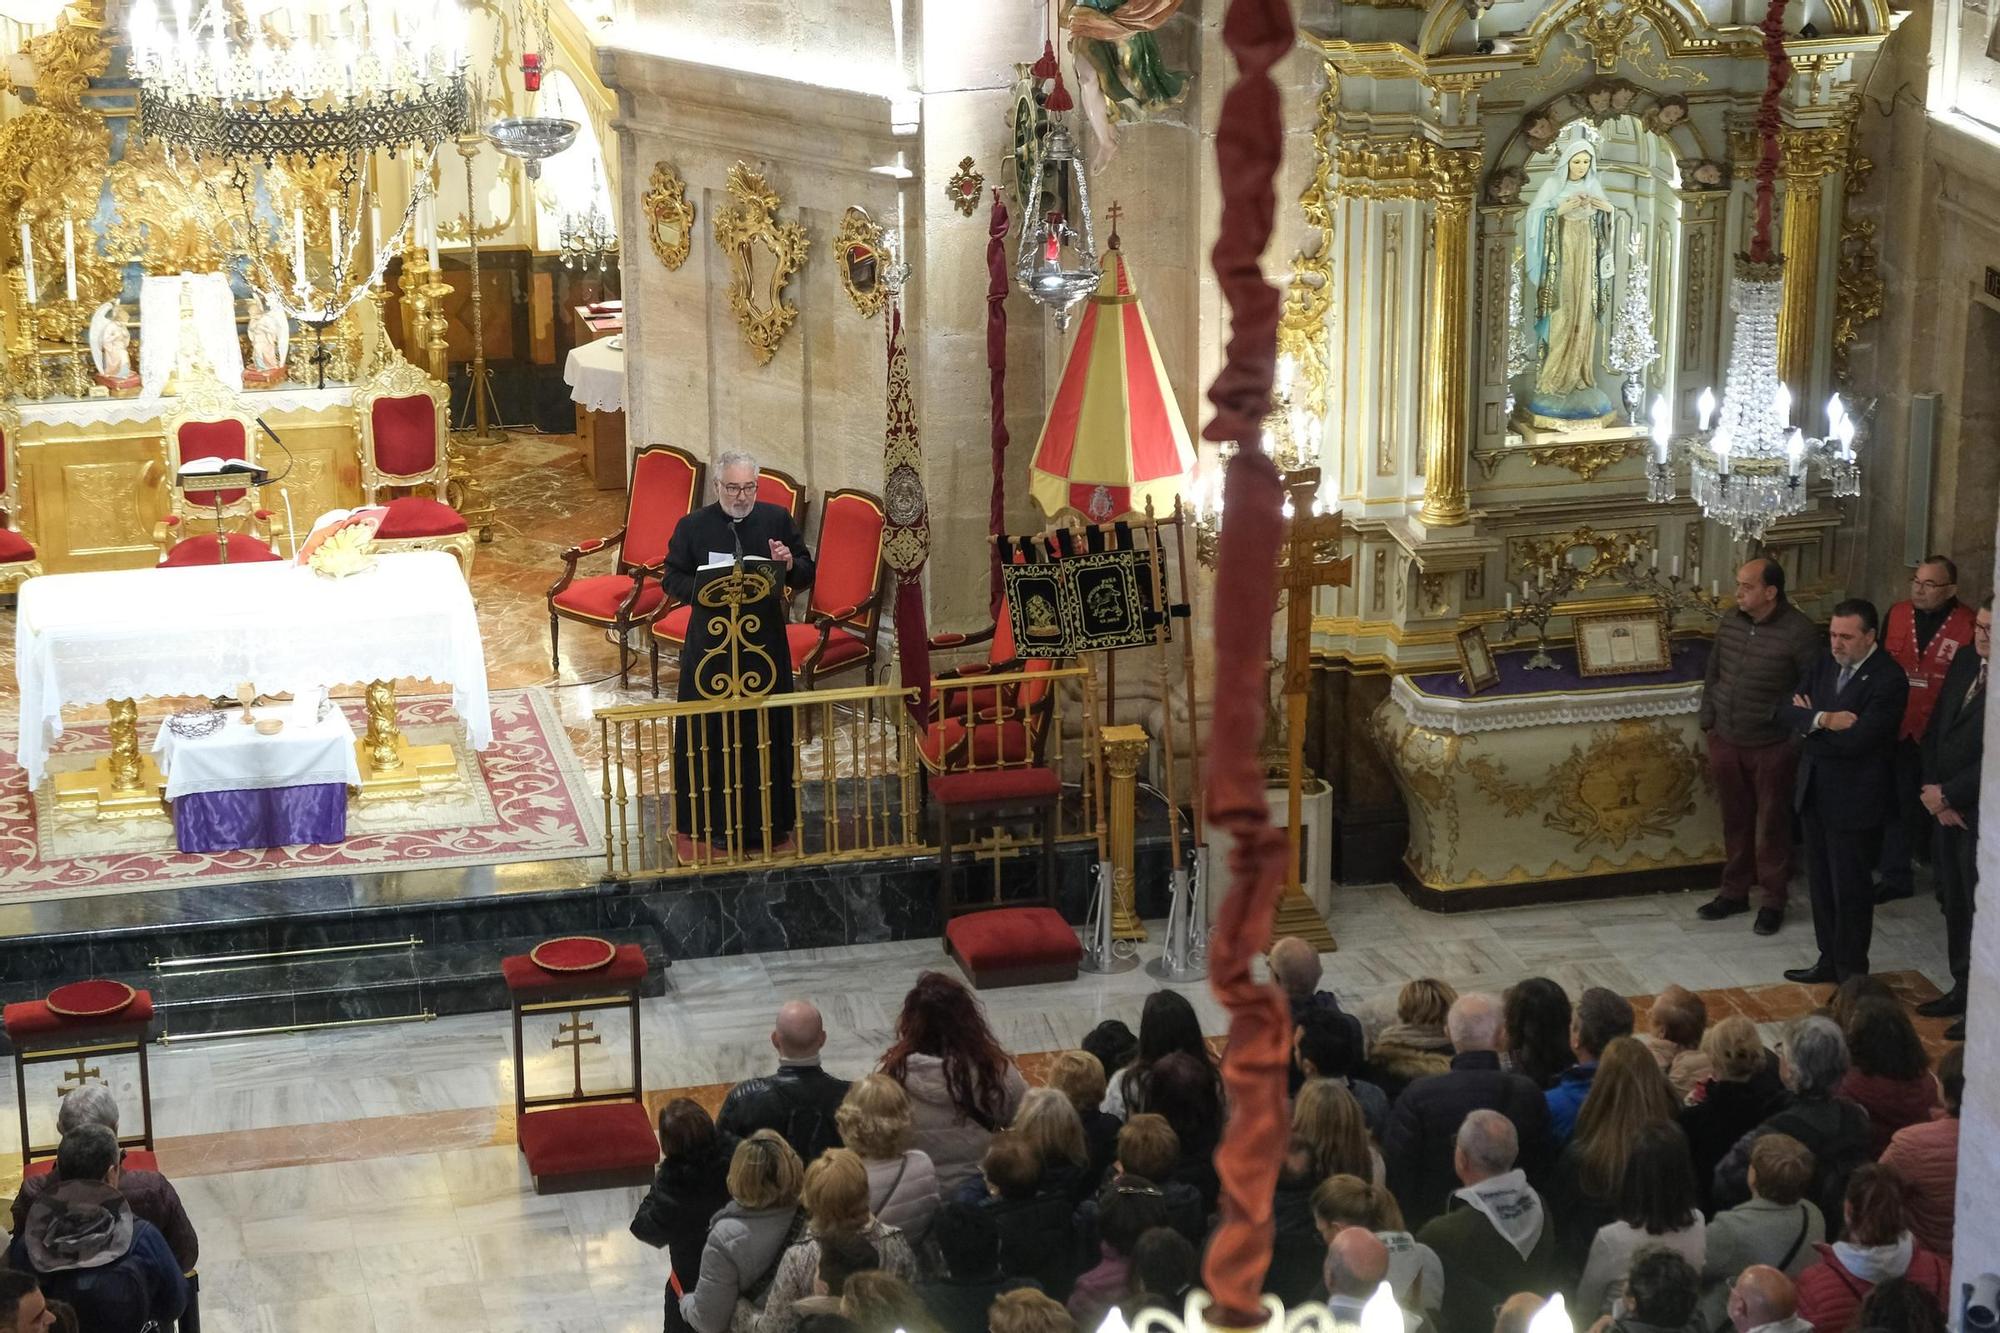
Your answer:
[328,207,340,260]
[1520,579,1530,601]
[18,222,35,304]
[292,207,305,279]
[1505,591,1514,611]
[1672,555,1682,578]
[1651,547,1659,570]
[369,206,382,271]
[62,217,75,301]
[426,197,439,269]
[1711,579,1719,599]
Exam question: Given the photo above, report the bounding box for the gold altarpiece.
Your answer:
[1274,0,1891,896]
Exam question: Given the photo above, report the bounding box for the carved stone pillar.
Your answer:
[1418,144,1481,528]
[1777,126,1845,393]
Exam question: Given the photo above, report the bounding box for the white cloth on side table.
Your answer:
[151,701,362,801]
[562,338,624,413]
[15,550,490,785]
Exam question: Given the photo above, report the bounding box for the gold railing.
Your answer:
[595,665,1102,880]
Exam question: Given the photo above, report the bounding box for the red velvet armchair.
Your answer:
[792,488,887,689]
[154,369,282,566]
[356,358,472,577]
[917,602,1056,774]
[548,444,703,686]
[0,403,38,592]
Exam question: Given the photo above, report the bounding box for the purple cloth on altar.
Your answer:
[171,783,348,854]
[1411,639,1710,699]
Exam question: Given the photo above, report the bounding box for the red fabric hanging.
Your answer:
[987,189,1012,622]
[1750,0,1789,262]
[882,301,932,717]
[1199,0,1296,1326]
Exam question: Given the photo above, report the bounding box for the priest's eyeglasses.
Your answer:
[719,482,760,496]
[1911,577,1955,590]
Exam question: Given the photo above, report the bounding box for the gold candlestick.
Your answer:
[10,271,48,402]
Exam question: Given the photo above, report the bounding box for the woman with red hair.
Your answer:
[879,972,1028,1194]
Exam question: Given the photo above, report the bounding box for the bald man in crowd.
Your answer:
[1727,1267,1811,1333]
[715,1000,850,1160]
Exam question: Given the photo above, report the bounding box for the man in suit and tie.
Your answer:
[1779,599,1910,984]
[1917,595,1988,1038]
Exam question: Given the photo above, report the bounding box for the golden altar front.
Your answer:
[1371,639,1723,904]
[16,388,362,574]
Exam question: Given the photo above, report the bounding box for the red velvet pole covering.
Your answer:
[1199,0,1297,1325]
[987,189,1012,621]
[1749,0,1789,262]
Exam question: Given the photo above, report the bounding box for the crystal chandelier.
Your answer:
[130,0,469,167]
[130,0,472,328]
[1605,231,1660,425]
[559,169,618,272]
[1643,0,1860,541]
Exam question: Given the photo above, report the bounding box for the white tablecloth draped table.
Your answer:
[15,550,491,785]
[562,338,625,413]
[150,701,362,801]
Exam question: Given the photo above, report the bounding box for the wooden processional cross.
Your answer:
[1274,467,1351,951]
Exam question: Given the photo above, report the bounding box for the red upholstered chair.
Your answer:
[154,368,281,566]
[793,488,887,689]
[549,443,703,686]
[757,466,808,530]
[0,402,40,592]
[356,357,473,577]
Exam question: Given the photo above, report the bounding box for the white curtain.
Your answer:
[138,272,246,397]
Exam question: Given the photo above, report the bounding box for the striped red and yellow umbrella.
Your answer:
[1028,247,1196,520]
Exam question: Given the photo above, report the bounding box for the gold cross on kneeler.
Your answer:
[56,1057,101,1096]
[552,1012,602,1100]
[1274,467,1351,952]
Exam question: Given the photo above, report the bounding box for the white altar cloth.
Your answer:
[21,385,353,431]
[1387,672,1704,736]
[563,338,624,413]
[15,551,490,785]
[151,702,361,800]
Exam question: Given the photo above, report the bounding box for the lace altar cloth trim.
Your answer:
[1390,673,1704,736]
[22,385,355,429]
[150,703,362,800]
[15,550,490,785]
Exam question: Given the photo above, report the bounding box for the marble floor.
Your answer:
[0,880,1961,1333]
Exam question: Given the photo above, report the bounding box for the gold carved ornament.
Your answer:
[1524,439,1638,481]
[642,162,695,271]
[832,206,888,320]
[1510,526,1645,585]
[1476,721,1707,852]
[1833,143,1882,386]
[692,563,782,700]
[712,164,810,366]
[945,157,985,218]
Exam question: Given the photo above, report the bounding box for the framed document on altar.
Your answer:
[1573,608,1673,677]
[1454,625,1501,694]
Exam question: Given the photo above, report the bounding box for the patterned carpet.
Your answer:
[0,687,600,901]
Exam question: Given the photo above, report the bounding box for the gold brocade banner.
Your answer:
[997,531,1160,656]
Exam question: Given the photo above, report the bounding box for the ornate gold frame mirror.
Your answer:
[833,206,887,319]
[642,163,695,271]
[712,164,810,365]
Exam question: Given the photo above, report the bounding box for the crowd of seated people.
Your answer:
[0,950,1965,1333]
[624,957,1963,1333]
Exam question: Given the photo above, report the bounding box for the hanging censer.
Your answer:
[1014,45,1101,332]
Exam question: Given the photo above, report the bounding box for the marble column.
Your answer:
[1962,560,2000,1283]
[1417,144,1480,529]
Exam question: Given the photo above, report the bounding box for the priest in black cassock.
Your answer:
[663,451,816,853]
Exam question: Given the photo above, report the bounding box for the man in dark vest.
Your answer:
[1877,554,1975,902]
[663,450,815,854]
[1917,594,1988,1038]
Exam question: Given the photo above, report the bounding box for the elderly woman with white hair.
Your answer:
[8,1085,200,1271]
[1709,1015,1874,1222]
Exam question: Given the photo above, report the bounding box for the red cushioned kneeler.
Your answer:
[945,907,1080,989]
[503,941,652,1193]
[931,766,1068,989]
[5,986,157,1170]
[517,1102,658,1191]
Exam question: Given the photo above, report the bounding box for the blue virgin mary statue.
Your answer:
[1524,134,1616,424]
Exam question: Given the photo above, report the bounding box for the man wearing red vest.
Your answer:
[1878,554,1975,902]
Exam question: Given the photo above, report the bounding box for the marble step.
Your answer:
[148,936,668,1040]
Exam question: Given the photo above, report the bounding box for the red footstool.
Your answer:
[501,938,656,1193]
[5,981,156,1171]
[945,907,1081,990]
